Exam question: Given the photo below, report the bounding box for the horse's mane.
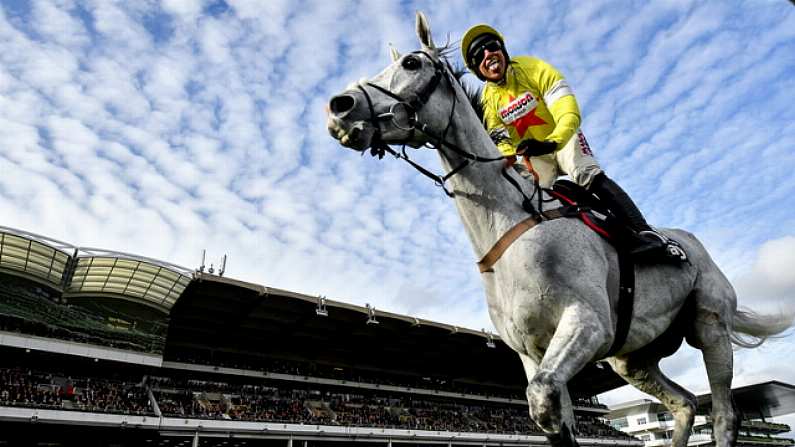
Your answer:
[437,43,484,124]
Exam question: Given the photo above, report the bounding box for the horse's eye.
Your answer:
[402,55,421,71]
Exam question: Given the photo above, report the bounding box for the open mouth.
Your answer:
[327,117,374,151]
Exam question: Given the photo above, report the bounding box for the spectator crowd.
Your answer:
[0,366,630,439]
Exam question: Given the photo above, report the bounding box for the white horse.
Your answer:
[326,12,792,447]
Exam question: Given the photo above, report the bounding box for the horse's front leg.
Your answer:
[528,303,611,447]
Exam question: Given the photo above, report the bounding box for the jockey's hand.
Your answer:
[369,145,387,159]
[504,155,517,168]
[517,139,557,157]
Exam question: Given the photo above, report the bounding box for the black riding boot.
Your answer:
[588,173,666,257]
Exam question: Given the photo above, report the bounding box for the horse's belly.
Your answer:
[618,266,697,354]
[620,311,683,354]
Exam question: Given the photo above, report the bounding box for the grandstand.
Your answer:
[0,225,639,446]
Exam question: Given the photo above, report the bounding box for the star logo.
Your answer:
[510,104,546,137]
[500,93,547,138]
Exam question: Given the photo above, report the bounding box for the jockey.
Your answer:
[462,24,668,257]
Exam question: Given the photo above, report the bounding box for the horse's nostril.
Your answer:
[329,95,355,115]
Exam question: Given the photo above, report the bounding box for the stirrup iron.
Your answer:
[638,230,688,262]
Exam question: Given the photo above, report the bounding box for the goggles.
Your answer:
[468,39,502,67]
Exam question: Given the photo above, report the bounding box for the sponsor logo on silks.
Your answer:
[577,130,593,156]
[499,92,548,138]
[499,92,538,123]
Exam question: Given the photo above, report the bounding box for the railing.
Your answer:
[636,433,714,447]
[688,433,716,445]
[633,432,795,447]
[742,421,792,433]
[0,406,644,446]
[738,436,795,446]
[632,420,677,431]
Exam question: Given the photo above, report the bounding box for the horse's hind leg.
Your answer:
[688,280,740,447]
[607,355,697,447]
[692,324,738,447]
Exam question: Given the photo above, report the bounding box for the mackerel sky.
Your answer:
[1,0,794,429]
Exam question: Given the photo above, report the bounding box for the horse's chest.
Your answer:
[483,277,557,355]
[502,316,552,357]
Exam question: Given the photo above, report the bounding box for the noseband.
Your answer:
[357,51,445,146]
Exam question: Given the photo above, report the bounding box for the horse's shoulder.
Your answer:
[512,217,610,271]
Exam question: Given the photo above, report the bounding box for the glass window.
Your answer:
[637,417,647,425]
[658,412,674,421]
[612,417,629,429]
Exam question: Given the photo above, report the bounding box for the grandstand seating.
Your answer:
[0,273,165,353]
[0,365,632,439]
[167,354,529,400]
[0,367,151,415]
[165,355,612,412]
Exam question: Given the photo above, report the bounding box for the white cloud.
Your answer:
[734,236,795,313]
[162,0,203,22]
[30,0,90,48]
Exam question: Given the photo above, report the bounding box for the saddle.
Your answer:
[548,180,687,264]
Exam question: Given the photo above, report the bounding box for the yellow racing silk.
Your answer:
[481,56,581,156]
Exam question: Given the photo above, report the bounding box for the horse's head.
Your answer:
[327,12,453,153]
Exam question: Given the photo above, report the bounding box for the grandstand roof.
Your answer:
[697,381,795,419]
[66,249,192,314]
[164,273,626,397]
[0,226,72,288]
[0,226,192,313]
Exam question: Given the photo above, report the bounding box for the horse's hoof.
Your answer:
[546,424,579,447]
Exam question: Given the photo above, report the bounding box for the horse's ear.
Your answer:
[389,43,401,62]
[415,11,435,50]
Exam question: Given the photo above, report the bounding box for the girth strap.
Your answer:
[605,248,635,357]
[477,207,569,273]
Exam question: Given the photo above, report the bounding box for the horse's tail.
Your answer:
[730,307,795,348]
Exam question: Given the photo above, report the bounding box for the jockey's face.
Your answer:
[477,42,506,82]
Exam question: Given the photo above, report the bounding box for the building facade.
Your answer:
[606,398,794,447]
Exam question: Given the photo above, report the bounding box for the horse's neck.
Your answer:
[437,89,537,259]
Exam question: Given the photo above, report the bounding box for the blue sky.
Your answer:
[1,0,794,429]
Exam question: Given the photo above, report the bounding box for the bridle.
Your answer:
[355,50,541,216]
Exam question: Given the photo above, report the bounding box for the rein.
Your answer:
[356,51,539,214]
